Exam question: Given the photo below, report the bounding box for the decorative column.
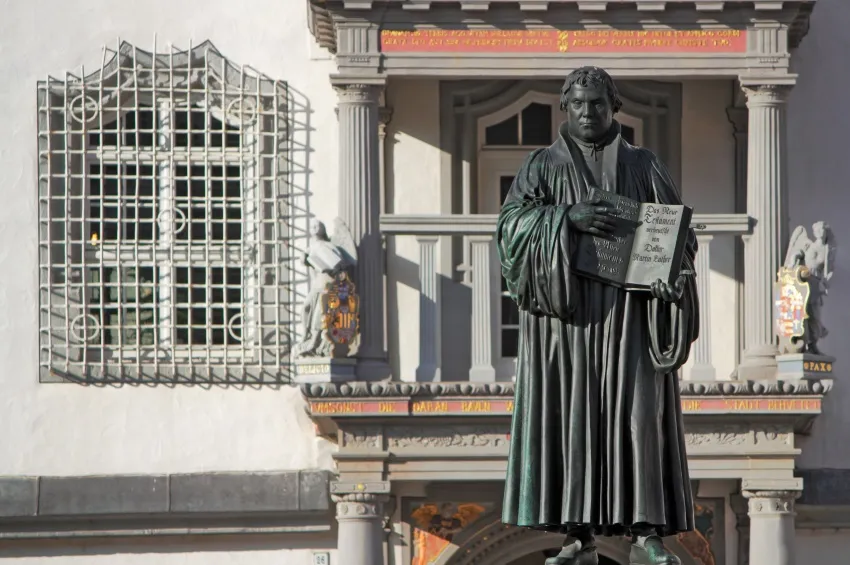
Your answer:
[690,234,716,380]
[334,80,390,379]
[468,235,495,382]
[332,489,389,565]
[743,489,800,565]
[737,80,793,380]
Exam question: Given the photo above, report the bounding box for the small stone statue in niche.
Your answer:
[293,218,359,358]
[780,221,836,354]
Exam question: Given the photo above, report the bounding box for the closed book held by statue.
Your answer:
[572,188,693,289]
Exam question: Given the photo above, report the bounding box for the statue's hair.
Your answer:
[559,66,623,114]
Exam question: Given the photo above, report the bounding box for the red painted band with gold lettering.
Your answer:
[380,29,747,54]
[309,397,820,416]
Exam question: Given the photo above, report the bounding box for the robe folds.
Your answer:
[499,121,698,537]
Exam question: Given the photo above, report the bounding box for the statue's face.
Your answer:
[565,84,614,143]
[813,223,824,238]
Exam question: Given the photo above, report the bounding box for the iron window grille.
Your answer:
[38,40,295,384]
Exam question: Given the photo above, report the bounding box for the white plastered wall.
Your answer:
[0,0,339,476]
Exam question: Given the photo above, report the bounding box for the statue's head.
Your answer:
[310,220,328,240]
[813,221,828,240]
[560,66,622,144]
[439,503,455,519]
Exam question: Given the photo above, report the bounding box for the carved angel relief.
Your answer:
[776,222,836,354]
[294,218,360,358]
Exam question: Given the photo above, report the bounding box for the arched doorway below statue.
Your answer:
[507,551,624,565]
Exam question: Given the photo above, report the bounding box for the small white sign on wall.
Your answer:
[312,552,331,565]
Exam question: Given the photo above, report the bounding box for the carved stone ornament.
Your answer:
[334,83,382,104]
[301,378,833,399]
[387,425,509,449]
[742,84,792,107]
[332,492,389,520]
[742,490,800,516]
[342,426,382,449]
[777,222,836,355]
[294,218,360,359]
[684,424,793,450]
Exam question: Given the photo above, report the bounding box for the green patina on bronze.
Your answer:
[497,68,700,553]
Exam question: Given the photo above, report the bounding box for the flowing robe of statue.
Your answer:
[499,122,698,537]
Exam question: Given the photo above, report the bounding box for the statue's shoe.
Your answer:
[629,535,682,565]
[544,542,599,565]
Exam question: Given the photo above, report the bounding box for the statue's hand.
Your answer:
[650,276,685,302]
[567,198,619,236]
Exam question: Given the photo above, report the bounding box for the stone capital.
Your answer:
[741,84,793,108]
[333,82,383,105]
[331,492,389,520]
[742,489,801,516]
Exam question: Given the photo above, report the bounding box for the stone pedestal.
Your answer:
[744,489,799,565]
[293,357,357,384]
[776,353,835,380]
[738,80,793,380]
[332,489,388,565]
[334,79,390,380]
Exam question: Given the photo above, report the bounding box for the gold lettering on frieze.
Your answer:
[378,402,398,414]
[412,401,449,414]
[461,400,492,413]
[297,364,331,375]
[726,399,760,411]
[803,361,833,373]
[505,400,515,413]
[311,402,363,415]
[681,400,703,412]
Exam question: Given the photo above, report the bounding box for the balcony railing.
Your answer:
[381,213,752,382]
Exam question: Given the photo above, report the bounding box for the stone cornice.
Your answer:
[306,0,818,54]
[302,378,832,398]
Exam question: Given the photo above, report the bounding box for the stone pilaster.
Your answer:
[468,235,495,382]
[743,489,800,565]
[334,80,390,379]
[731,494,751,565]
[416,235,440,381]
[332,491,389,565]
[690,234,716,380]
[727,103,749,369]
[737,81,793,380]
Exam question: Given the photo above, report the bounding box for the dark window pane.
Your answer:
[174,266,242,346]
[501,328,519,358]
[621,124,635,145]
[500,175,514,204]
[174,106,207,148]
[88,106,155,147]
[485,114,519,146]
[123,105,155,147]
[174,165,243,242]
[209,114,241,148]
[89,164,157,242]
[89,266,157,346]
[501,296,519,325]
[521,103,552,146]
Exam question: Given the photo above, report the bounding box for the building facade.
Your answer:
[0,0,847,564]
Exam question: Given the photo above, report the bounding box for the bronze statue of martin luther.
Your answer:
[498,67,699,565]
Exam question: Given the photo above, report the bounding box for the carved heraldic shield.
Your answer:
[321,271,360,355]
[774,265,811,342]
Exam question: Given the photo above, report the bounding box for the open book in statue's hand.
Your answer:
[571,188,693,290]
